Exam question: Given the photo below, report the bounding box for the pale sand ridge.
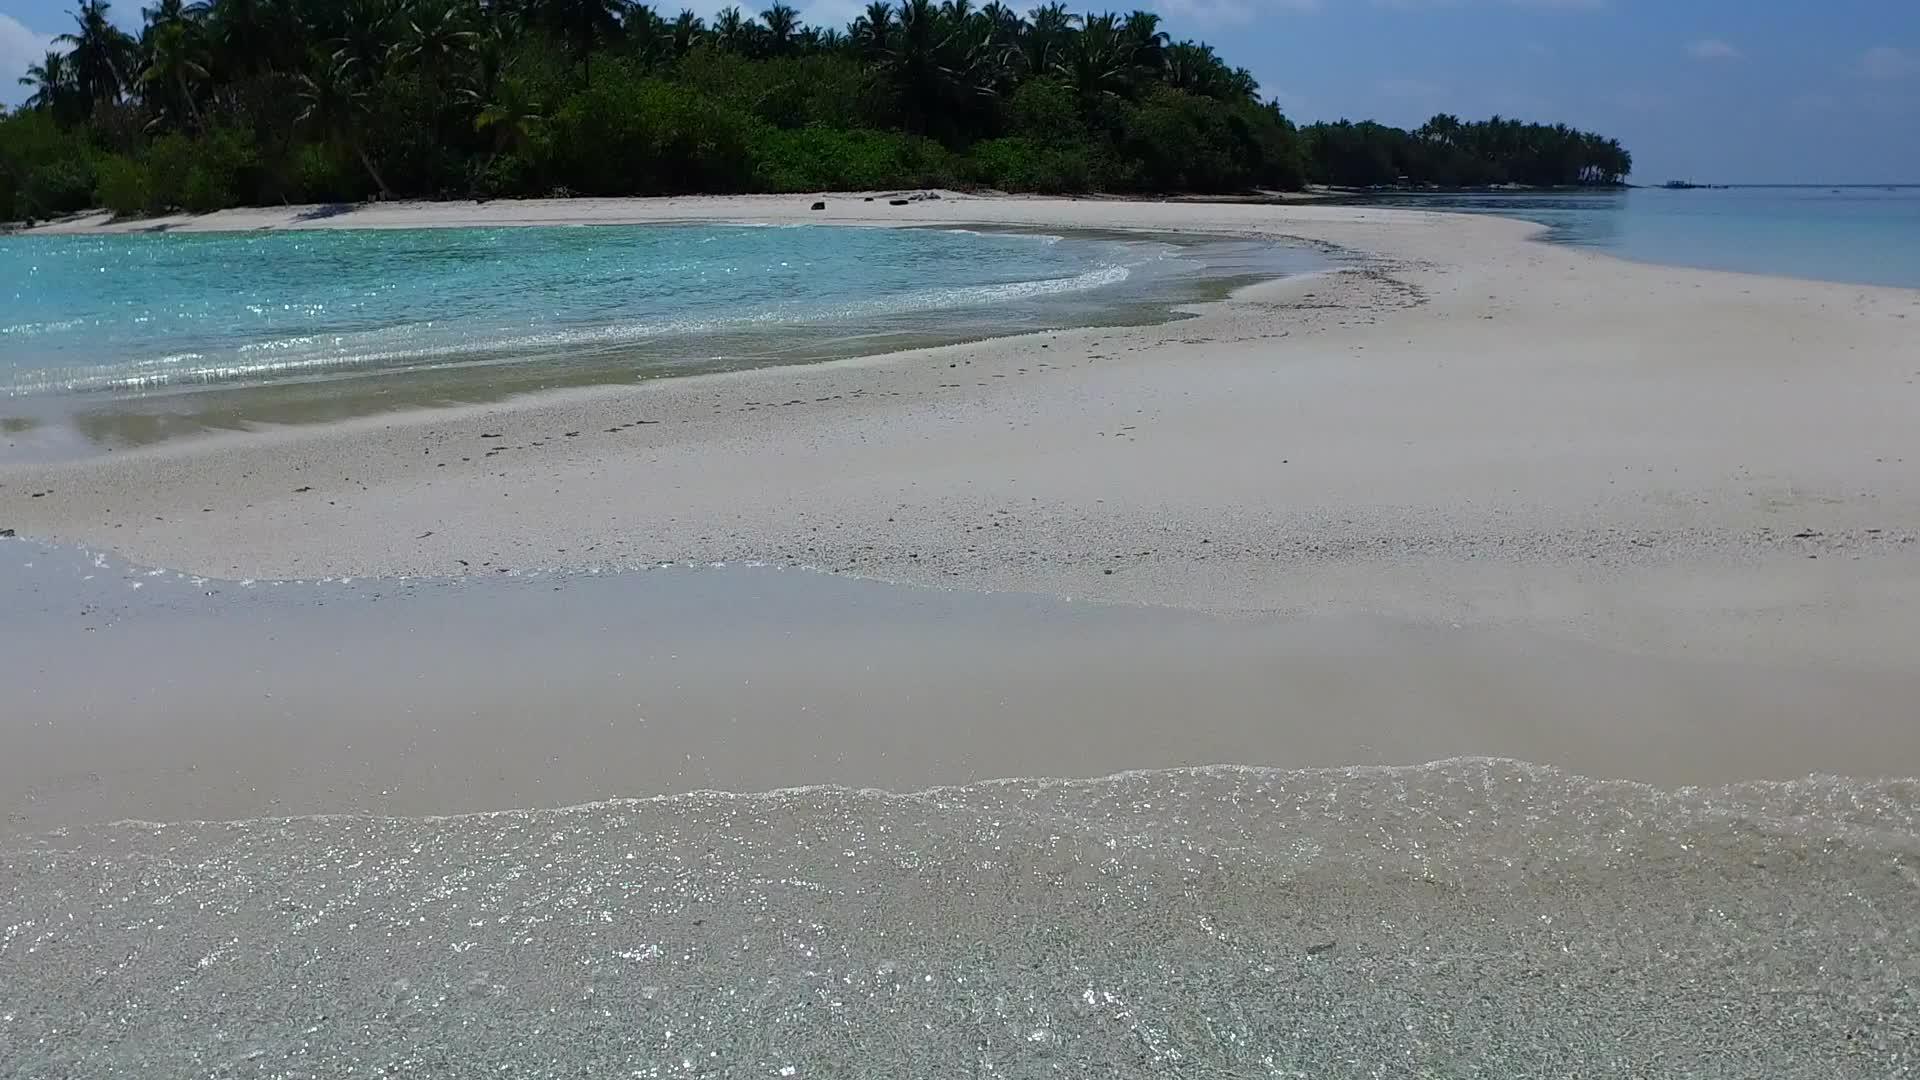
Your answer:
[8,194,1920,667]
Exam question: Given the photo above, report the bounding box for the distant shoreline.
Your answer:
[18,178,1920,236]
[7,183,1650,233]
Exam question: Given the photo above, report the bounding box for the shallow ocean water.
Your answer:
[4,759,1917,1078]
[1349,185,1920,289]
[0,223,1315,399]
[3,539,1920,1077]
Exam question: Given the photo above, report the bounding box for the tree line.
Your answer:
[2,0,1631,220]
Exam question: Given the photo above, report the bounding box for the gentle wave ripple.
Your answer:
[5,758,1917,1077]
[0,225,1157,396]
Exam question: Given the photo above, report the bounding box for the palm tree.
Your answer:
[1221,63,1257,102]
[294,53,391,196]
[392,0,478,84]
[669,9,705,55]
[1119,9,1163,74]
[887,0,956,133]
[1019,2,1074,77]
[625,4,669,64]
[140,17,209,130]
[540,0,623,82]
[58,0,138,105]
[193,0,271,78]
[1160,40,1209,93]
[759,3,800,56]
[1053,11,1132,107]
[977,1,1020,45]
[142,0,189,25]
[946,6,1012,98]
[471,75,543,159]
[712,6,753,53]
[463,17,520,105]
[1160,39,1254,102]
[330,0,397,75]
[849,0,893,59]
[1418,112,1462,147]
[19,51,80,117]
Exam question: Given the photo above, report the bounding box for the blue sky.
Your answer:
[3,0,1916,182]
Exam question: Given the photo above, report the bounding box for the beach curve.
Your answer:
[5,193,1920,670]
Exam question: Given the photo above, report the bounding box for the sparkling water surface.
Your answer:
[0,224,1268,398]
[1352,185,1920,288]
[5,760,1917,1078]
[2,541,1919,1078]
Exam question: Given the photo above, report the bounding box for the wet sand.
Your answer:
[7,540,1920,835]
[6,195,1920,1078]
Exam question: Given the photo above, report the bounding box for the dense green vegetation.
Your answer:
[1,0,1632,220]
[1305,116,1631,189]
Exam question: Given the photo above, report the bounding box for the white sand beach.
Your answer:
[10,194,1920,669]
[8,195,1920,1080]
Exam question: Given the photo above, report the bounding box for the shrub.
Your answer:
[675,50,890,131]
[290,143,365,203]
[470,152,537,198]
[94,156,153,216]
[133,130,259,213]
[143,134,196,210]
[963,137,1102,193]
[1121,87,1242,192]
[1230,102,1309,191]
[364,74,469,197]
[1006,79,1081,143]
[22,158,98,216]
[749,126,955,192]
[548,68,755,194]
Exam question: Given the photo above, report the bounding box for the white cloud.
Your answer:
[0,14,57,108]
[1686,38,1740,61]
[1862,46,1918,82]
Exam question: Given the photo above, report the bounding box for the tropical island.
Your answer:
[2,0,1633,219]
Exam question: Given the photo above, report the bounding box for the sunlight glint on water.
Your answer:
[0,224,1173,396]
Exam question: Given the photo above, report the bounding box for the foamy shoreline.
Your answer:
[7,192,1920,672]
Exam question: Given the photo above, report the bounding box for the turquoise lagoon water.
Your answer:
[0,223,1308,400]
[1349,184,1920,288]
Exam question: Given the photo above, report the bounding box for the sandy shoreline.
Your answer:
[8,194,1920,666]
[7,194,1920,1078]
[14,539,1920,834]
